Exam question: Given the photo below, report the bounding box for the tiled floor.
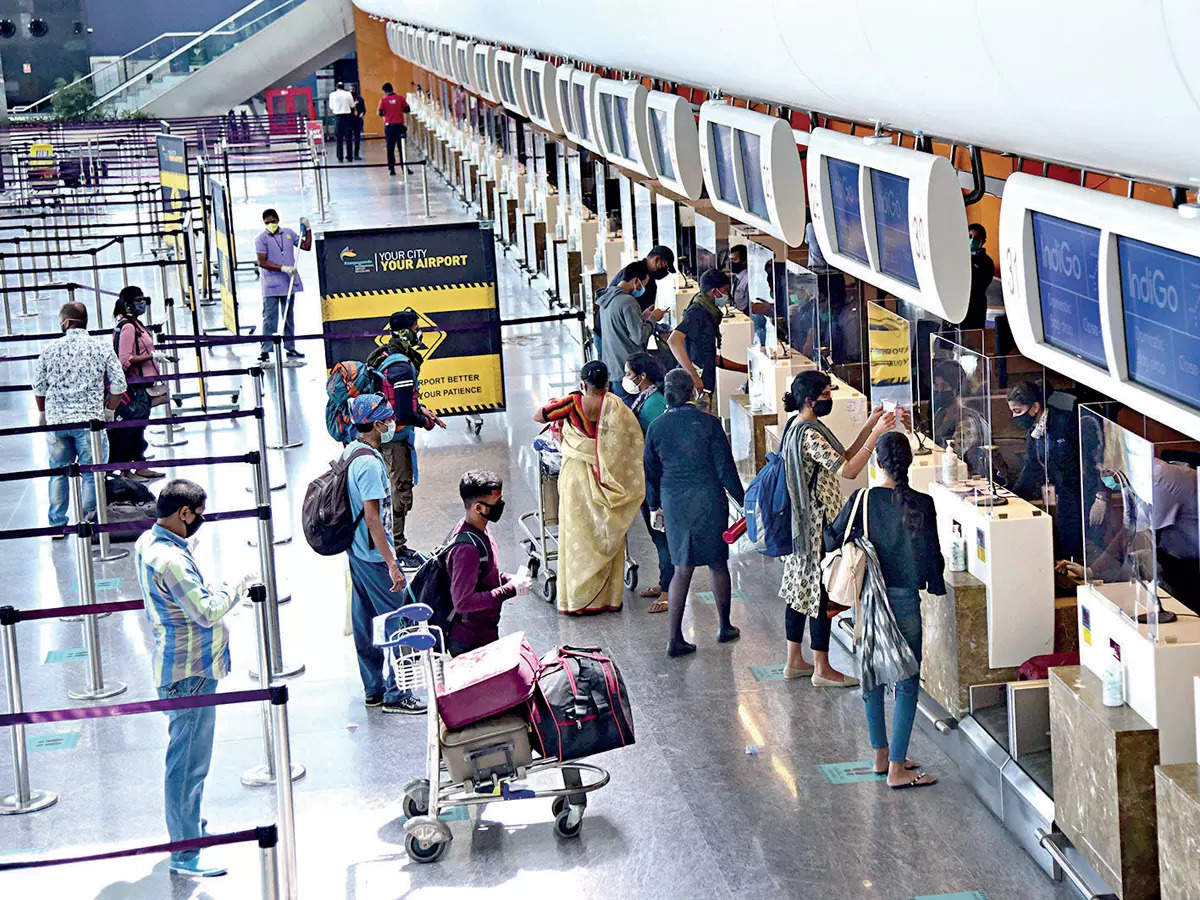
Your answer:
[0,139,1075,899]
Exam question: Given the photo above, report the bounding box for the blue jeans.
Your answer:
[158,675,218,864]
[47,428,108,527]
[751,312,767,346]
[259,295,295,354]
[347,552,412,704]
[863,587,922,763]
[640,502,674,592]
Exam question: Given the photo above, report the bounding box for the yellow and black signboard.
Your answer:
[317,223,504,417]
[867,301,913,407]
[208,176,238,334]
[156,133,188,232]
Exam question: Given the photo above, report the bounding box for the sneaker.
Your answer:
[256,352,270,364]
[285,349,305,359]
[382,695,427,715]
[397,547,426,568]
[168,858,227,878]
[364,694,383,708]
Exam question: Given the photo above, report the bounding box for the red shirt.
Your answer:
[378,93,410,126]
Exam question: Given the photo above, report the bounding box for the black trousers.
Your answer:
[385,123,408,171]
[785,590,831,652]
[334,114,354,161]
[351,116,363,159]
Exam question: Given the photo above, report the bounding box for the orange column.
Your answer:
[353,9,415,139]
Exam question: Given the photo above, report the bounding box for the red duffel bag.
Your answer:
[438,632,541,730]
[1018,652,1080,680]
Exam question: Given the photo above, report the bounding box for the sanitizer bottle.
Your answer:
[1101,648,1125,707]
[949,523,967,572]
[941,440,957,486]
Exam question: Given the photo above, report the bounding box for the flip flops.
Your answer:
[889,772,937,790]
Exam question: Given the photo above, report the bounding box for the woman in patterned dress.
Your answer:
[779,370,894,686]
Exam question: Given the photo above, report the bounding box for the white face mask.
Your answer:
[622,375,640,395]
[380,421,397,443]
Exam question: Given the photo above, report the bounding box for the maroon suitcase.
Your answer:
[437,632,541,730]
[1018,652,1080,680]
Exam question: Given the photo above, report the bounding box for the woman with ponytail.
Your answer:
[826,430,946,789]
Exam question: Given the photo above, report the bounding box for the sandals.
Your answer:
[889,772,937,790]
[646,598,669,614]
[639,586,662,598]
[874,760,921,775]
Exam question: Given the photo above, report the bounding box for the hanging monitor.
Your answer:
[494,50,529,118]
[807,127,970,322]
[1001,172,1200,439]
[403,26,417,63]
[697,101,806,246]
[521,57,563,135]
[593,79,656,180]
[645,90,703,201]
[456,39,476,93]
[426,32,442,77]
[413,29,428,69]
[472,44,498,104]
[439,35,456,84]
[558,68,600,155]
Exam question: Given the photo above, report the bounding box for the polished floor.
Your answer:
[0,139,1076,899]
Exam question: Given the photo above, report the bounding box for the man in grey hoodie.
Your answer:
[596,260,664,399]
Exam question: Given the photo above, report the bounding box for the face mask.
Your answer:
[480,499,505,522]
[265,222,280,234]
[652,267,669,281]
[731,260,747,274]
[813,398,833,417]
[933,388,955,408]
[714,291,729,306]
[132,301,147,317]
[632,285,646,298]
[184,511,205,537]
[969,237,982,253]
[1013,411,1036,431]
[1101,474,1120,491]
[622,375,640,395]
[380,421,397,443]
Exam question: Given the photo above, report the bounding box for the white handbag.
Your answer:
[821,488,870,643]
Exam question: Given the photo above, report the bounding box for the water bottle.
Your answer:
[1101,649,1125,707]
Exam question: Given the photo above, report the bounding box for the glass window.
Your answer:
[709,122,737,204]
[738,131,768,219]
[574,83,590,140]
[649,107,675,180]
[614,95,631,159]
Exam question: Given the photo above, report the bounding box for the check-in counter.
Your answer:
[869,432,965,494]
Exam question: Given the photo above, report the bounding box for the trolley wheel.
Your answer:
[405,832,449,863]
[623,561,638,591]
[527,556,540,579]
[543,576,557,604]
[553,809,583,839]
[551,795,568,818]
[402,779,430,819]
[473,420,483,436]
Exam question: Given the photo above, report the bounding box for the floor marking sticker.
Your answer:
[27,732,80,753]
[94,577,122,591]
[818,761,885,784]
[44,648,88,664]
[696,588,750,605]
[749,664,789,681]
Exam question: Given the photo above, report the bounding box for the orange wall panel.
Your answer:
[353,9,415,138]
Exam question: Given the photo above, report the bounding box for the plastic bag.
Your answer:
[856,539,920,695]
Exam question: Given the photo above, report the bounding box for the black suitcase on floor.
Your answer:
[526,646,634,761]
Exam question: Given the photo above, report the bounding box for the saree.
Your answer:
[556,392,646,613]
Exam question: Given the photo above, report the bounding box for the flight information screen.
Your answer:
[870,169,918,287]
[1032,212,1105,367]
[826,157,867,264]
[709,123,737,204]
[1119,235,1200,408]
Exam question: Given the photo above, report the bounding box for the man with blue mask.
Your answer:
[596,259,663,399]
[343,394,425,715]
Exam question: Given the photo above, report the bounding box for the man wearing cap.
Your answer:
[343,394,425,715]
[667,268,745,408]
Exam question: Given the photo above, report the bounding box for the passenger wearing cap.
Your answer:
[666,268,747,405]
[343,394,425,715]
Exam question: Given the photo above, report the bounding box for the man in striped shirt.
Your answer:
[135,479,246,878]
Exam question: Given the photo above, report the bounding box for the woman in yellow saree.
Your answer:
[534,361,645,614]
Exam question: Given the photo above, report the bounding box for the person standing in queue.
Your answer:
[343,394,425,714]
[136,479,254,877]
[110,286,165,481]
[644,368,745,656]
[378,82,412,176]
[255,208,312,365]
[328,82,355,163]
[350,86,366,162]
[959,223,995,330]
[595,260,662,400]
[594,246,675,357]
[666,268,745,410]
[826,432,943,788]
[779,370,893,685]
[622,351,672,611]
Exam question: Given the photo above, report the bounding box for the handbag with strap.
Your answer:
[821,487,870,641]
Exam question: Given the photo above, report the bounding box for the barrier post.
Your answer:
[259,824,282,900]
[423,163,431,217]
[0,253,11,336]
[89,420,128,562]
[241,585,304,787]
[270,686,299,900]
[267,335,302,450]
[0,607,59,815]
[13,238,35,318]
[66,469,126,701]
[89,250,104,328]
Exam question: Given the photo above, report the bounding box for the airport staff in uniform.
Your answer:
[960,223,995,330]
[255,208,312,365]
[329,82,355,163]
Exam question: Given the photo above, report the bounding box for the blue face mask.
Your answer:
[632,285,646,298]
[380,421,397,443]
[1100,474,1120,491]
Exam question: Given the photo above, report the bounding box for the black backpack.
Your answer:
[301,446,378,556]
[408,531,490,636]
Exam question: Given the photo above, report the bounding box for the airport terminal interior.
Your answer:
[1,2,1200,899]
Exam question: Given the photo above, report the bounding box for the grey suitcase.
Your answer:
[439,710,532,785]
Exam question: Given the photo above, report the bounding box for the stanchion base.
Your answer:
[93,547,130,562]
[67,680,128,701]
[247,535,293,547]
[12,311,38,319]
[248,661,304,680]
[0,789,58,815]
[150,436,189,448]
[60,611,113,623]
[240,762,306,787]
[245,481,286,493]
[266,441,304,450]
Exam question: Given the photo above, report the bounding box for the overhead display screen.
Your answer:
[739,131,768,219]
[709,122,737,204]
[869,169,918,287]
[1031,212,1105,368]
[649,108,674,180]
[826,157,867,264]
[1119,235,1200,409]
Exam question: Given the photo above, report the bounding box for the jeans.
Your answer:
[158,675,218,864]
[385,123,407,172]
[347,552,412,704]
[863,587,922,763]
[47,428,108,527]
[639,502,674,591]
[785,589,830,652]
[334,113,355,161]
[750,312,767,346]
[259,295,295,354]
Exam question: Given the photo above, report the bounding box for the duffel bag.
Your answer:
[438,631,541,730]
[527,645,635,761]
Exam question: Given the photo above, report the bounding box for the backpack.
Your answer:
[325,361,379,444]
[301,446,377,556]
[744,417,801,557]
[370,352,424,427]
[407,530,490,636]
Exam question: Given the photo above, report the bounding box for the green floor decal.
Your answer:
[44,648,88,664]
[27,732,80,753]
[818,761,886,784]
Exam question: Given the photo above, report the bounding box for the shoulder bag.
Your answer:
[821,488,870,642]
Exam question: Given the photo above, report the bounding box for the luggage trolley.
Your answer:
[519,445,638,605]
[375,604,610,864]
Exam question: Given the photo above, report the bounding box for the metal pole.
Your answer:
[14,238,35,318]
[88,422,127,562]
[0,254,11,336]
[90,250,104,328]
[259,827,281,900]
[267,335,301,450]
[0,609,59,814]
[242,585,304,786]
[270,687,299,900]
[423,163,431,217]
[66,472,127,701]
[151,295,187,447]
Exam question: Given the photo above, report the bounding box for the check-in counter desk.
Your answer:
[729,393,778,487]
[715,312,753,427]
[522,213,544,274]
[479,176,495,223]
[554,242,581,306]
[602,238,625,282]
[1154,675,1200,900]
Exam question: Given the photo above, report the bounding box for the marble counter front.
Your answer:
[1155,763,1200,900]
[1050,667,1160,899]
